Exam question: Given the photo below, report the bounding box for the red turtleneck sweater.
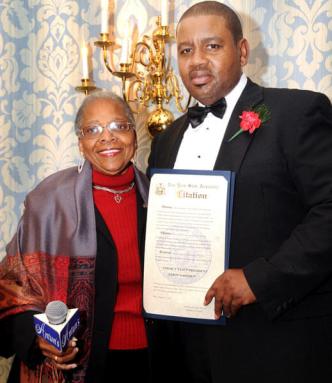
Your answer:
[92,165,147,350]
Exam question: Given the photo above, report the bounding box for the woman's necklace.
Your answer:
[93,181,135,203]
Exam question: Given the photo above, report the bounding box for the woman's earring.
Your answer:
[78,153,85,173]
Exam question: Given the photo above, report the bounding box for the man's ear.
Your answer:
[239,38,250,67]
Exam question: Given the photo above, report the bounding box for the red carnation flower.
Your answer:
[228,104,271,142]
[240,111,262,133]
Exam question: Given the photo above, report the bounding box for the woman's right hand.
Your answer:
[36,336,79,370]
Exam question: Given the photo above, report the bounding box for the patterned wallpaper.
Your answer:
[0,0,331,380]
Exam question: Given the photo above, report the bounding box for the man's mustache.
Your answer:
[189,67,212,79]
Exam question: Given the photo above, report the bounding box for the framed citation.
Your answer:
[143,169,235,324]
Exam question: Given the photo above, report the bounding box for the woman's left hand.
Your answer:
[36,336,79,370]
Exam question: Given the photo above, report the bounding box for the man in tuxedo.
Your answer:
[147,1,332,382]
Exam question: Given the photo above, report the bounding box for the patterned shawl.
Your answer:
[0,161,149,383]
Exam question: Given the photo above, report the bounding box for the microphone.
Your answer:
[33,300,80,352]
[46,300,68,325]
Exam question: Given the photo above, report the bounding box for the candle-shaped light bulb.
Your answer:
[128,16,136,57]
[161,0,169,26]
[101,0,109,34]
[120,38,129,64]
[81,44,89,79]
[120,20,132,64]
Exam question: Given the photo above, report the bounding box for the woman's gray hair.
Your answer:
[74,90,135,136]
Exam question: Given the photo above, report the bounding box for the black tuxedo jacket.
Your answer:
[148,79,332,322]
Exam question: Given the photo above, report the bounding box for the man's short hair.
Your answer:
[178,1,243,43]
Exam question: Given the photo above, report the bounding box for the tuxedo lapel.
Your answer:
[162,114,189,168]
[214,79,264,172]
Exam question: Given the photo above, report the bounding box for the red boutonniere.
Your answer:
[228,104,271,142]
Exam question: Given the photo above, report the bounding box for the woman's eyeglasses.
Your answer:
[80,121,134,139]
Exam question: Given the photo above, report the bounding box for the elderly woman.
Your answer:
[0,91,150,382]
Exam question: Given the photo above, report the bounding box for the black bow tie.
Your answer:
[187,98,227,128]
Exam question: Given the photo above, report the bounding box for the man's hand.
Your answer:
[37,337,79,370]
[204,268,256,319]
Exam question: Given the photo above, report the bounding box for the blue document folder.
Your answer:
[143,169,235,325]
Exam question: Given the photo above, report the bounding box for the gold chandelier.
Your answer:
[75,0,190,137]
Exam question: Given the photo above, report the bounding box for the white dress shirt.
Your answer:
[174,74,248,170]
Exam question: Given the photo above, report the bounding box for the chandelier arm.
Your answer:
[134,41,153,68]
[166,73,192,113]
[127,78,148,105]
[94,34,115,74]
[102,46,115,74]
[164,43,172,73]
[184,94,192,111]
[175,94,192,113]
[121,76,127,102]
